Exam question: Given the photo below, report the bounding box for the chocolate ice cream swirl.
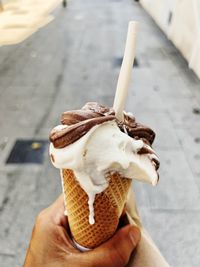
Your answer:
[50,102,159,169]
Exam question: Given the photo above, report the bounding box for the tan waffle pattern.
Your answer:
[62,169,131,248]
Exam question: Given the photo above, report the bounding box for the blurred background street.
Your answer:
[0,0,200,266]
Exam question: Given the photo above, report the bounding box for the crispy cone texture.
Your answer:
[62,169,131,248]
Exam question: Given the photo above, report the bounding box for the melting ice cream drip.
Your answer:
[60,169,68,216]
[73,168,109,225]
[88,193,95,224]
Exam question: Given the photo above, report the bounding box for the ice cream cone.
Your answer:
[61,169,132,248]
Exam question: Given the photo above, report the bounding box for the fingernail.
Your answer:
[129,226,141,246]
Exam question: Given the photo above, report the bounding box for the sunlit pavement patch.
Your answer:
[0,0,62,46]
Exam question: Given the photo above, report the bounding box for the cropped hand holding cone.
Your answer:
[23,195,141,267]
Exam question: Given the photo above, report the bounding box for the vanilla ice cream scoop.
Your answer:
[49,102,159,224]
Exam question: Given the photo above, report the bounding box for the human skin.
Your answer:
[23,194,141,267]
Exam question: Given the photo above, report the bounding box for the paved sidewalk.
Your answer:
[0,0,200,266]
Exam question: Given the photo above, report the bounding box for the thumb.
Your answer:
[86,225,141,267]
[102,225,141,266]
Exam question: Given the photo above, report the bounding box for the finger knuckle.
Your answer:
[35,209,46,226]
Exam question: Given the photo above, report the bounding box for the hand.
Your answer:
[23,194,141,267]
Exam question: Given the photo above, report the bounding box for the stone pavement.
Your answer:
[0,0,200,266]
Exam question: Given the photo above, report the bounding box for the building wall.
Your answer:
[140,0,200,79]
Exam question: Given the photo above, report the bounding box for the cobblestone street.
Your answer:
[0,1,200,266]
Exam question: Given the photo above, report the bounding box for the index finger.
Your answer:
[45,194,69,228]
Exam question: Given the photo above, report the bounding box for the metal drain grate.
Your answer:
[114,57,139,68]
[6,139,48,164]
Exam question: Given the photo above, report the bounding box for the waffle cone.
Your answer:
[61,169,131,248]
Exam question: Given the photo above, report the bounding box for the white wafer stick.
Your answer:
[113,21,138,121]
